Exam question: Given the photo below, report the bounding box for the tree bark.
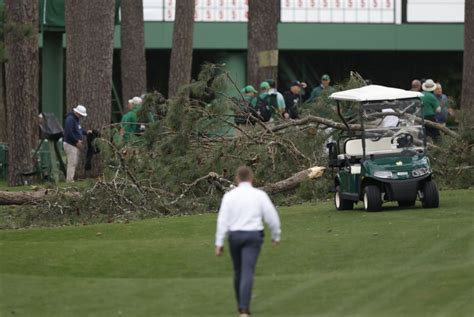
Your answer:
[168,0,195,98]
[66,0,116,176]
[462,0,474,128]
[247,0,280,87]
[121,0,147,106]
[4,0,39,186]
[0,63,6,143]
[0,189,49,205]
[0,189,81,205]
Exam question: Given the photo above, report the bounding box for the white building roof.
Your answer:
[329,85,423,102]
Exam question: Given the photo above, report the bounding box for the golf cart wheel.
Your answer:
[422,181,439,208]
[363,185,382,212]
[335,186,353,210]
[398,200,416,208]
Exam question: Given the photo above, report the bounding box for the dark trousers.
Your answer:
[425,116,441,143]
[229,230,263,312]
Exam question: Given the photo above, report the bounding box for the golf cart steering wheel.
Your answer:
[391,132,414,148]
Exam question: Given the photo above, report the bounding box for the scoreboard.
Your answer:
[142,0,397,23]
[144,0,249,22]
[281,0,396,23]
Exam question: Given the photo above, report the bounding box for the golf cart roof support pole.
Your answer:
[421,99,427,150]
[360,104,366,161]
[336,101,352,136]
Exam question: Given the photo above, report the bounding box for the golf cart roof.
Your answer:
[329,85,423,102]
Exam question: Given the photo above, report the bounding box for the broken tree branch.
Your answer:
[260,166,326,195]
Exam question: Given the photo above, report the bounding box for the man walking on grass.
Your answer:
[215,166,281,317]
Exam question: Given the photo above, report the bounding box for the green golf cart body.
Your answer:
[327,85,439,211]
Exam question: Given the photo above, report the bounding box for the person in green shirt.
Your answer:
[121,96,142,141]
[265,79,286,115]
[241,85,258,108]
[309,74,336,103]
[421,79,441,142]
[259,81,285,120]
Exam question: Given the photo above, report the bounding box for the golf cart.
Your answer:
[327,85,439,211]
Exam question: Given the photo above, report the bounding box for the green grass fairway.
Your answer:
[1,190,473,317]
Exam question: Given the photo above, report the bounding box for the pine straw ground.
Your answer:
[0,189,473,317]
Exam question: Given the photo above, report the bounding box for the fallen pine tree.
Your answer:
[2,66,470,228]
[0,166,326,206]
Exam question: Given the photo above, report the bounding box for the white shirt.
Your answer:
[269,88,286,110]
[215,182,281,247]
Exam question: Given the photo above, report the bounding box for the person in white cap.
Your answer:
[63,105,89,182]
[121,97,142,141]
[421,79,441,142]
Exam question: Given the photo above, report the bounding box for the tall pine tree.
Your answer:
[121,0,147,105]
[247,0,280,87]
[65,0,116,175]
[4,0,39,185]
[168,0,195,98]
[462,0,474,128]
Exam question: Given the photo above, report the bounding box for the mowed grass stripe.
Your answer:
[0,189,473,316]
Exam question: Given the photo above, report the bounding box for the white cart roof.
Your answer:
[329,85,423,102]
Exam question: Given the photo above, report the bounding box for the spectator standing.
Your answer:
[309,74,335,102]
[265,79,286,117]
[215,166,281,317]
[411,79,422,92]
[283,81,308,119]
[63,105,89,182]
[434,83,449,126]
[121,97,142,141]
[234,85,258,128]
[421,79,441,142]
[241,85,258,108]
[255,81,280,122]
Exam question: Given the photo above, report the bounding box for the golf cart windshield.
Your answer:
[351,98,424,157]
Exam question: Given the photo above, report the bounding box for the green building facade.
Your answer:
[35,0,464,121]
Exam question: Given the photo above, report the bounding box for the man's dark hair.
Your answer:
[236,166,254,182]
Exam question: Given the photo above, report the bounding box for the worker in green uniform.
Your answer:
[121,96,142,141]
[241,85,258,108]
[421,79,441,143]
[259,81,285,120]
[309,74,336,103]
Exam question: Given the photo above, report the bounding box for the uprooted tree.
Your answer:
[1,66,472,228]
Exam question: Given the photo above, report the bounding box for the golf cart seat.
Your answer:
[345,137,398,157]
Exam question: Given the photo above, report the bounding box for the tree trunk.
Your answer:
[247,0,280,87]
[0,189,81,205]
[4,0,39,186]
[0,63,6,143]
[66,0,116,176]
[120,0,147,106]
[168,0,195,98]
[0,189,50,205]
[462,0,474,128]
